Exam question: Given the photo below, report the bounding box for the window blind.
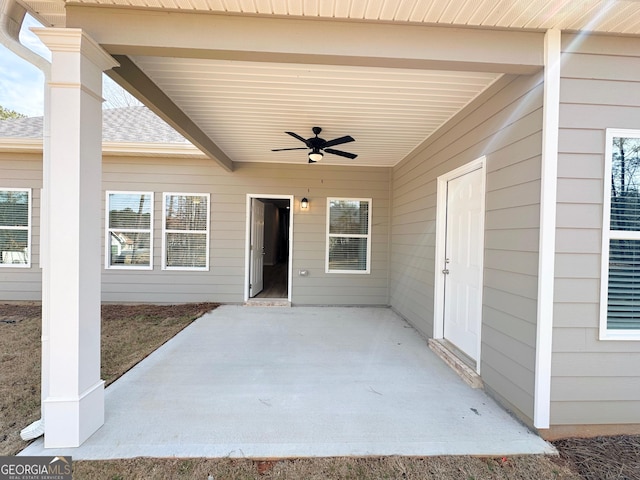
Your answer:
[106,192,153,268]
[327,198,371,273]
[163,194,209,270]
[0,189,30,267]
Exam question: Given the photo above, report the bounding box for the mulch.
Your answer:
[553,435,640,480]
[0,302,218,323]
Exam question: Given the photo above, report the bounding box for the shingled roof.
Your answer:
[0,106,190,144]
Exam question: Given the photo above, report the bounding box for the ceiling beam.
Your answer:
[67,6,544,74]
[107,54,234,172]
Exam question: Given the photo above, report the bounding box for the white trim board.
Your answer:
[433,156,486,374]
[244,194,294,303]
[534,28,561,430]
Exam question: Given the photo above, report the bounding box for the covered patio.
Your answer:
[21,306,552,459]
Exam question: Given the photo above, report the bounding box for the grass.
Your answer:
[1,302,638,479]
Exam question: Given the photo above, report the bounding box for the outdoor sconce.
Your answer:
[300,197,309,210]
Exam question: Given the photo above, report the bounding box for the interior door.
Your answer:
[443,167,484,362]
[250,198,265,297]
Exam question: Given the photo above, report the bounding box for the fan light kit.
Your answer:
[272,126,357,163]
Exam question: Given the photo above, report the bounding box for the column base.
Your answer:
[43,380,105,448]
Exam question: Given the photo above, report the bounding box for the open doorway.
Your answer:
[245,195,293,302]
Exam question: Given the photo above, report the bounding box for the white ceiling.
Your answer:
[131,56,499,166]
[18,0,640,167]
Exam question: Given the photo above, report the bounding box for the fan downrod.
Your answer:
[312,126,322,136]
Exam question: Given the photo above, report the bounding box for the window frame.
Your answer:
[325,197,372,274]
[600,128,640,340]
[162,192,210,271]
[0,187,31,268]
[105,190,155,270]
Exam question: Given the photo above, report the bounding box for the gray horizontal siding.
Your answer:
[552,34,640,425]
[0,153,42,300]
[391,73,543,426]
[0,153,390,305]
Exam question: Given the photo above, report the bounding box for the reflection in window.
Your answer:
[602,131,640,336]
[610,136,640,231]
[106,192,153,269]
[0,189,31,267]
[327,198,371,273]
[163,193,210,270]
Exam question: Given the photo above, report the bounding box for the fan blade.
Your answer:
[322,135,355,148]
[272,147,309,151]
[286,131,310,146]
[325,148,358,159]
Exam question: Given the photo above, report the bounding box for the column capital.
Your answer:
[32,27,119,72]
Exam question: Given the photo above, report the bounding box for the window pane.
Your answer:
[0,229,29,265]
[165,233,207,268]
[165,195,208,231]
[608,239,640,330]
[329,200,369,235]
[0,190,29,227]
[610,137,640,231]
[109,231,151,266]
[329,237,368,271]
[109,193,152,229]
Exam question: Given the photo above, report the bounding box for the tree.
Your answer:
[0,105,26,120]
[102,76,143,109]
[611,137,640,231]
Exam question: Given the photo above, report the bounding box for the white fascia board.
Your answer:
[102,142,205,157]
[0,139,205,157]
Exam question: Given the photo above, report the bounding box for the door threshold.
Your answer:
[245,299,291,307]
[428,339,483,389]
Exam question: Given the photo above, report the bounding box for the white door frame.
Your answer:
[244,194,294,302]
[433,156,486,373]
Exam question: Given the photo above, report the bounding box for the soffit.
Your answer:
[26,0,640,35]
[130,56,499,166]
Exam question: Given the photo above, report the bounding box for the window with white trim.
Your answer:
[601,129,640,339]
[163,193,210,270]
[0,188,31,268]
[106,191,154,269]
[326,198,371,274]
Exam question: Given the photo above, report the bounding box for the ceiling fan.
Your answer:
[272,127,357,163]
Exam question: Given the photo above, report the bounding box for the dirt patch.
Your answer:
[73,455,581,479]
[0,302,217,456]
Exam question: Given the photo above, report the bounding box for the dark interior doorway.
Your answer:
[254,198,290,299]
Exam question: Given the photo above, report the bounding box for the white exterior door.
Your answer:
[250,198,265,297]
[443,167,484,361]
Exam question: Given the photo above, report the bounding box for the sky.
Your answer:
[0,14,140,117]
[0,15,49,116]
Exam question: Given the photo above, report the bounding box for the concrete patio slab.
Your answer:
[21,305,554,459]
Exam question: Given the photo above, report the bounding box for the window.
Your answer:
[326,198,371,274]
[163,193,210,270]
[0,188,31,268]
[106,191,154,269]
[601,129,640,339]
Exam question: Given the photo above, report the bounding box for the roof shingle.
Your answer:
[0,106,190,144]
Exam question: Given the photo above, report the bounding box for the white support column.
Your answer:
[534,29,561,430]
[33,28,118,448]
